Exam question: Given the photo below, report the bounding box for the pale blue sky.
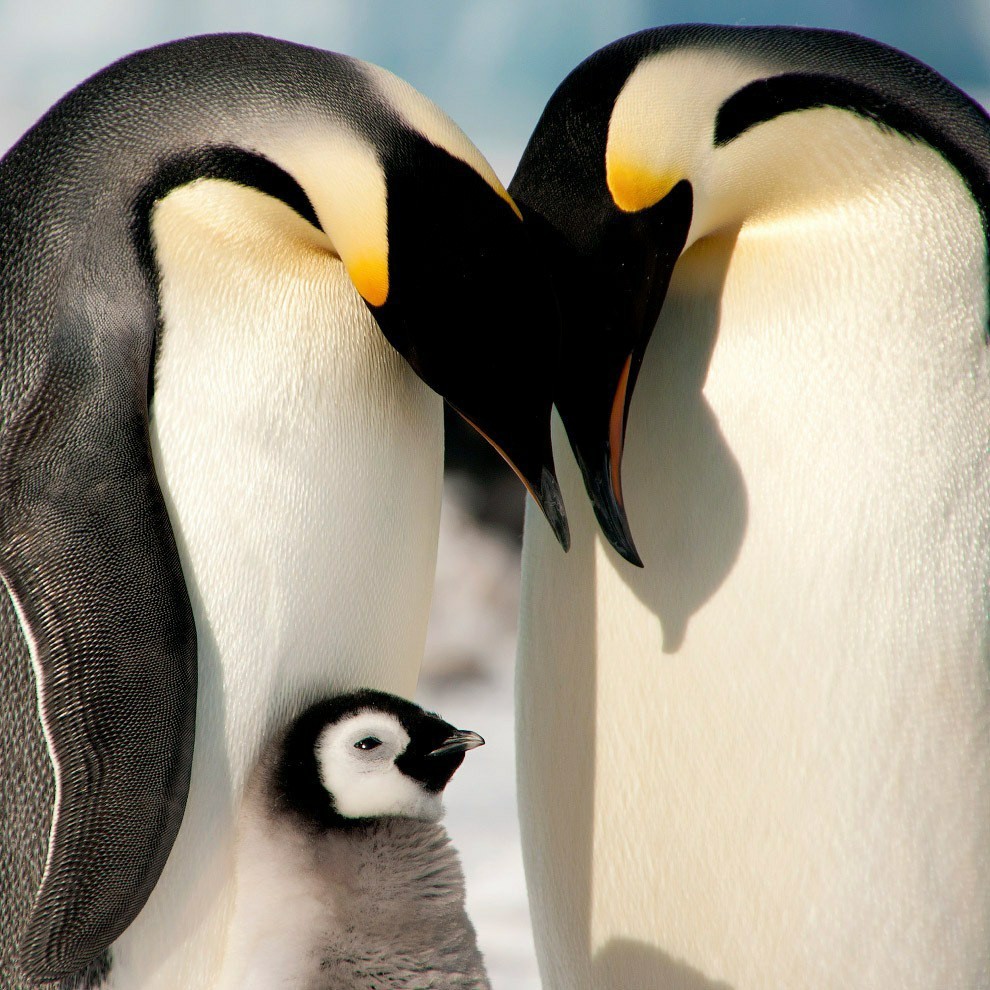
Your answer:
[1,1,988,175]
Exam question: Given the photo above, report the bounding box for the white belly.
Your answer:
[518,161,990,988]
[109,183,442,988]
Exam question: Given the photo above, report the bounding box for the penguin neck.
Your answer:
[606,49,978,250]
[316,817,485,983]
[685,109,945,251]
[340,815,462,899]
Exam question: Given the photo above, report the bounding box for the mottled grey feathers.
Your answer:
[304,819,490,990]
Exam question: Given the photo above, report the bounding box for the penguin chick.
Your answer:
[220,690,490,990]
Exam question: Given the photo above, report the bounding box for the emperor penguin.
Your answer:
[510,25,990,990]
[220,689,488,990]
[0,34,567,990]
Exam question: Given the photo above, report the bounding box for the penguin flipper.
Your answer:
[0,388,197,981]
[0,581,52,990]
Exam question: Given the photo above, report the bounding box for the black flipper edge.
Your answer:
[0,362,197,980]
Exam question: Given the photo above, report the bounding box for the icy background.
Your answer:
[0,1,988,171]
[417,479,535,986]
[0,3,987,986]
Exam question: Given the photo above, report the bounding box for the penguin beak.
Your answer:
[428,730,485,757]
[364,140,571,552]
[571,353,643,566]
[454,409,570,551]
[531,466,570,552]
[516,181,694,567]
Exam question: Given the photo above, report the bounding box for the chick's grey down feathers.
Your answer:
[242,726,491,990]
[310,818,488,990]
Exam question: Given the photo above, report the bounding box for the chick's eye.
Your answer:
[354,736,382,751]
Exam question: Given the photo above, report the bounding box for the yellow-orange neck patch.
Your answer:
[271,127,391,310]
[347,254,389,307]
[606,157,682,214]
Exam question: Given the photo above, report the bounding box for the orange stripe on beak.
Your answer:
[608,354,633,509]
[458,413,542,506]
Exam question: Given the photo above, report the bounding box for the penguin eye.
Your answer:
[354,736,383,751]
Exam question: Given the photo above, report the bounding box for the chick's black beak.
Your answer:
[428,730,485,757]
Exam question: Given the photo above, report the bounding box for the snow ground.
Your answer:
[416,478,542,990]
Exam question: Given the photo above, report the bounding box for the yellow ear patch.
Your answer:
[271,128,391,308]
[346,254,389,307]
[606,157,682,214]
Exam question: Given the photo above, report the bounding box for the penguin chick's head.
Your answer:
[274,690,484,829]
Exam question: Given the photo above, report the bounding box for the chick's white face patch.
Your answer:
[316,711,442,821]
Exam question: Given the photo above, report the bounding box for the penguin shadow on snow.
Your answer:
[519,474,738,989]
[525,235,745,977]
[562,233,745,989]
[618,231,748,652]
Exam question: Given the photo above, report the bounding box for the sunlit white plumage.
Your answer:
[113,175,442,988]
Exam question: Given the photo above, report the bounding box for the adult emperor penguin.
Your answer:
[0,33,567,990]
[219,689,488,990]
[511,25,990,990]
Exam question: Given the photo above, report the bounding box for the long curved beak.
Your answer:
[429,730,485,757]
[551,180,694,566]
[575,371,643,566]
[533,465,570,552]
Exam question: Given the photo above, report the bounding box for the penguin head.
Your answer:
[367,134,569,550]
[508,33,704,567]
[272,690,484,829]
[511,25,980,565]
[134,38,568,550]
[263,55,571,550]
